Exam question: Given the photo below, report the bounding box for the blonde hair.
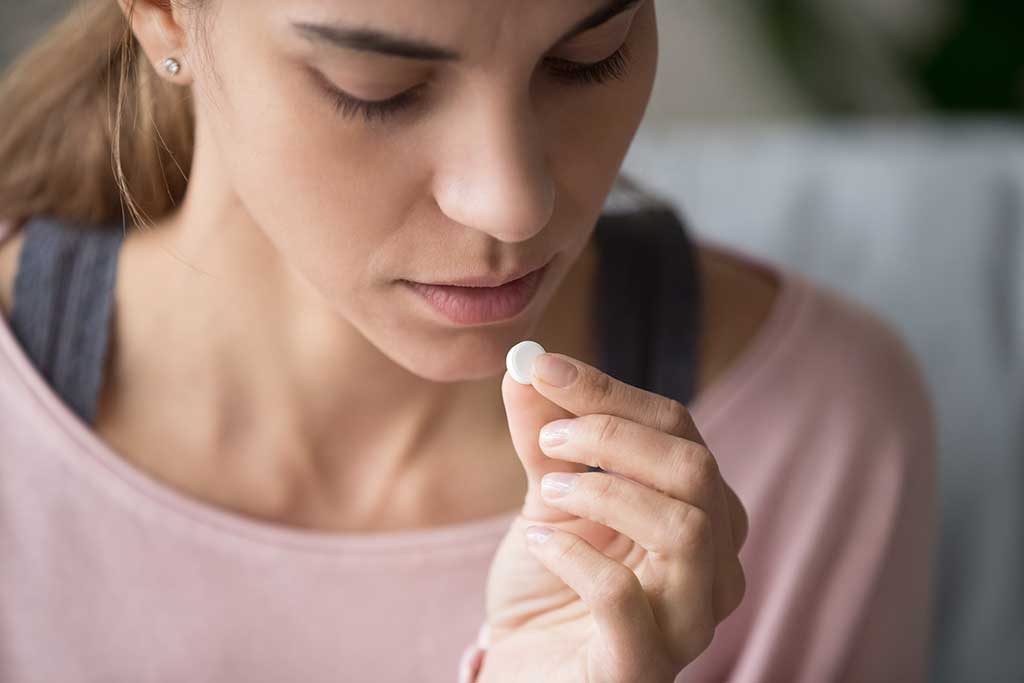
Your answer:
[0,0,193,234]
[0,0,664,236]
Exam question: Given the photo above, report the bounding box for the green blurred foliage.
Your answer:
[918,0,1024,111]
[758,0,1024,114]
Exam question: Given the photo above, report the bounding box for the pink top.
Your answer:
[0,219,937,682]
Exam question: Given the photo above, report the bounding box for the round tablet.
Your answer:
[506,340,546,384]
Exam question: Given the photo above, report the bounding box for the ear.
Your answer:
[115,0,194,84]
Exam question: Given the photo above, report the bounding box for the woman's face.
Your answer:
[186,0,658,382]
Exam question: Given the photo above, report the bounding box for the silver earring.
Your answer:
[162,57,181,76]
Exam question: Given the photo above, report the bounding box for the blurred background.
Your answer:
[5,0,1023,119]
[2,1,1021,682]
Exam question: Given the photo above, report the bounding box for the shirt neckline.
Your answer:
[0,220,806,556]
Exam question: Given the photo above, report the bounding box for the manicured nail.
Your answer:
[541,472,579,498]
[533,354,578,387]
[525,525,554,544]
[539,420,572,448]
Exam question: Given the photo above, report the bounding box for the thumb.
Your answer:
[501,369,590,523]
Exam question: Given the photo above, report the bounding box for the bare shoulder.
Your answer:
[0,227,27,319]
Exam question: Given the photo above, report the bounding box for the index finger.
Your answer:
[530,352,705,445]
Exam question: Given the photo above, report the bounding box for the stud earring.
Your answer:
[162,57,181,76]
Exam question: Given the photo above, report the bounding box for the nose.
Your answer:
[433,89,556,244]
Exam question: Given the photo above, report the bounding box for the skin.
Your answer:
[2,2,764,673]
[0,0,779,536]
[480,355,749,680]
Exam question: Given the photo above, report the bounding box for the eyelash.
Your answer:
[321,44,631,125]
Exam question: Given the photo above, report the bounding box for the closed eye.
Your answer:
[315,44,633,125]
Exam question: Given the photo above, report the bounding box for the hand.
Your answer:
[478,352,749,683]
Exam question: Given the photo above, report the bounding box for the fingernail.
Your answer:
[525,525,553,544]
[539,420,572,448]
[533,354,578,387]
[541,472,579,499]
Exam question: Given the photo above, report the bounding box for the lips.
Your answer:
[402,262,550,325]
[410,258,551,288]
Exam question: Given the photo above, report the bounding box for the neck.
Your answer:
[98,194,600,526]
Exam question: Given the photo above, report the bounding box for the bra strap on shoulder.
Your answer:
[9,216,124,426]
[592,206,702,407]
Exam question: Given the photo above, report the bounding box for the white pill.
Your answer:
[506,340,546,384]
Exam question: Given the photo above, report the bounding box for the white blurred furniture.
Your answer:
[623,118,1024,683]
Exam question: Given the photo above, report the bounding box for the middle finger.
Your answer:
[540,413,718,512]
[540,468,712,561]
[540,413,746,620]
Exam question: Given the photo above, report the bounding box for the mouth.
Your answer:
[408,258,552,289]
[399,260,553,326]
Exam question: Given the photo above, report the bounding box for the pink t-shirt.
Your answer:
[0,219,938,682]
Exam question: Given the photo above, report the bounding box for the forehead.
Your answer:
[259,0,632,62]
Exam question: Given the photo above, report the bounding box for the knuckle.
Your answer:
[592,565,640,611]
[555,534,586,564]
[690,445,721,488]
[658,398,694,437]
[589,471,616,498]
[593,413,622,446]
[665,438,699,482]
[665,441,719,497]
[672,504,712,551]
[587,370,615,403]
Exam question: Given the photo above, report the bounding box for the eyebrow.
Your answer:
[291,0,643,62]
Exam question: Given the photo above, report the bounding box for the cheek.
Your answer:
[196,31,425,306]
[542,14,658,220]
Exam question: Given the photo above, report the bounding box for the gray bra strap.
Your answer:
[587,207,702,473]
[592,206,702,406]
[9,216,124,426]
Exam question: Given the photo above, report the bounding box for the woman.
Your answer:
[0,1,937,681]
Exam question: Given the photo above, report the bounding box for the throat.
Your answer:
[94,376,530,533]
